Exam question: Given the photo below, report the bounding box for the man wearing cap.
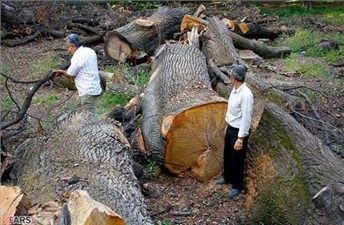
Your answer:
[53,33,102,113]
[216,64,254,198]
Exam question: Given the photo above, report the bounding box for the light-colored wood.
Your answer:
[67,190,125,225]
[135,19,154,27]
[142,44,228,180]
[180,15,206,32]
[0,186,31,225]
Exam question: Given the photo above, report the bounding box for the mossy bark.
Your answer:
[246,103,344,224]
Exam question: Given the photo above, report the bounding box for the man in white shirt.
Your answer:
[216,64,254,198]
[53,34,102,113]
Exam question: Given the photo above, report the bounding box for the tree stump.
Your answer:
[142,44,227,180]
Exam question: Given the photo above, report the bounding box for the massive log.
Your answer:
[13,111,152,225]
[142,44,227,180]
[246,103,344,224]
[104,7,191,62]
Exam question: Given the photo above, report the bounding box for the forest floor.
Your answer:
[1,1,343,225]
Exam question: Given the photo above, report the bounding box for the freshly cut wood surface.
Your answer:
[142,44,227,180]
[0,186,31,225]
[67,190,125,225]
[163,102,227,180]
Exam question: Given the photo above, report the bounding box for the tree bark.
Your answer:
[230,31,291,58]
[142,44,227,180]
[201,17,242,67]
[246,103,344,224]
[104,6,191,62]
[13,111,152,225]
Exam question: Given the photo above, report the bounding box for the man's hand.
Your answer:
[53,69,65,76]
[234,138,243,151]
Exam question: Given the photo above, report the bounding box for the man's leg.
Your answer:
[231,136,248,190]
[223,126,238,184]
[78,94,100,114]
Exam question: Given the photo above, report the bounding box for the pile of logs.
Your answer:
[2,2,343,225]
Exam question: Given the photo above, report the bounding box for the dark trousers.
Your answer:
[223,125,249,190]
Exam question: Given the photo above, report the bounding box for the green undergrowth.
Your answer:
[28,54,64,79]
[97,91,135,115]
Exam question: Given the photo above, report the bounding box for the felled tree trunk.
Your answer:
[222,19,294,40]
[142,44,227,180]
[230,31,291,58]
[104,6,190,62]
[0,186,31,225]
[246,103,344,224]
[13,111,152,225]
[201,17,242,67]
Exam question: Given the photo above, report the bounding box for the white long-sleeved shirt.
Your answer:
[67,46,102,96]
[225,83,254,138]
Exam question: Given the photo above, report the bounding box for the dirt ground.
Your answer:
[1,1,343,224]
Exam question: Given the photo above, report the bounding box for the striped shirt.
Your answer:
[67,46,102,96]
[225,83,254,138]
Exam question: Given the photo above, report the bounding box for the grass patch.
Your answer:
[136,69,150,87]
[285,53,331,78]
[28,54,64,79]
[283,30,318,52]
[33,94,59,109]
[97,91,135,115]
[2,96,15,110]
[299,63,331,77]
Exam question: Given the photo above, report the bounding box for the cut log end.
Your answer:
[163,102,227,180]
[104,31,133,63]
[67,190,126,225]
[0,186,31,225]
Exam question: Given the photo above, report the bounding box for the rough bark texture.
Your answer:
[246,103,344,225]
[104,6,191,62]
[230,31,291,59]
[142,44,227,180]
[201,17,242,66]
[13,111,152,225]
